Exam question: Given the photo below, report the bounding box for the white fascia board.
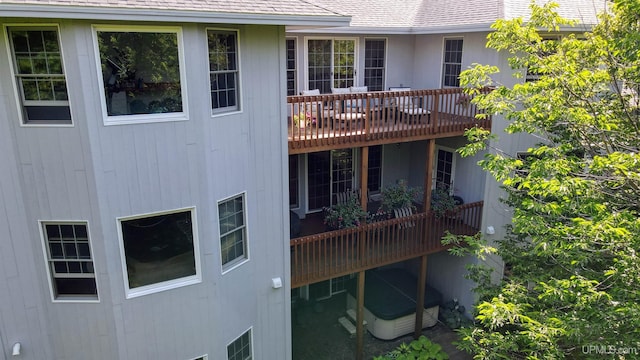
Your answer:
[287,23,496,35]
[0,4,350,27]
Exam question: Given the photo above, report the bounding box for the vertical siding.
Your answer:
[1,18,289,360]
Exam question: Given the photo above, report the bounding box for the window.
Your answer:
[208,29,240,114]
[218,194,248,271]
[40,222,97,301]
[95,26,186,124]
[364,39,386,91]
[286,38,297,96]
[367,145,383,193]
[433,148,456,193]
[227,329,252,360]
[118,208,200,298]
[442,38,463,87]
[289,155,299,208]
[7,27,71,124]
[307,38,356,93]
[525,36,560,82]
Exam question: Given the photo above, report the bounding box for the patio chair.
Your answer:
[389,87,430,123]
[393,206,415,229]
[335,188,361,205]
[331,87,366,130]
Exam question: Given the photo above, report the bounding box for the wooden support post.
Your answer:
[360,146,369,212]
[414,255,428,339]
[356,270,366,360]
[423,139,436,212]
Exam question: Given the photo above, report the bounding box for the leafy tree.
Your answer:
[447,1,640,358]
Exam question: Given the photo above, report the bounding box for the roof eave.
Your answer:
[287,23,496,35]
[0,4,351,27]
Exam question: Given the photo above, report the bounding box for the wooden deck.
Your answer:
[290,201,483,288]
[287,88,492,154]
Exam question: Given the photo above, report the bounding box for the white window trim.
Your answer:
[38,220,100,303]
[303,36,359,92]
[218,191,250,274]
[363,37,388,91]
[432,145,457,193]
[286,37,298,96]
[116,206,201,299]
[92,25,189,126]
[226,327,253,360]
[207,27,242,118]
[4,23,75,128]
[440,37,464,88]
[188,355,208,360]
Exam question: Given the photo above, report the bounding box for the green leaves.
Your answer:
[454,1,640,358]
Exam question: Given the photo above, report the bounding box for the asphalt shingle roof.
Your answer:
[0,0,342,16]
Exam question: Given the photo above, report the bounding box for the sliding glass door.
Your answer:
[307,39,356,93]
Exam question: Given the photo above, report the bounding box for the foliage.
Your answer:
[452,1,640,358]
[322,197,367,229]
[373,336,449,360]
[381,180,422,211]
[430,187,457,218]
[293,111,316,128]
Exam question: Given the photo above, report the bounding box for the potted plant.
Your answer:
[430,186,457,218]
[323,197,367,230]
[380,180,422,212]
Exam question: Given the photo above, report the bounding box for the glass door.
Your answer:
[307,39,356,93]
[307,150,355,212]
[331,149,354,203]
[307,152,331,211]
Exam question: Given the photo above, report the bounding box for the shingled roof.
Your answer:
[0,0,349,26]
[299,0,606,33]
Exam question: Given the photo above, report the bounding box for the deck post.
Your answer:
[423,139,436,212]
[356,270,366,360]
[414,254,428,339]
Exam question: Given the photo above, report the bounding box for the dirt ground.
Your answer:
[292,292,472,360]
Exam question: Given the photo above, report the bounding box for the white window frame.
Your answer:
[207,28,242,117]
[116,207,201,299]
[188,356,208,360]
[92,25,189,126]
[286,37,298,96]
[5,24,74,127]
[38,220,99,303]
[363,37,388,92]
[226,327,253,360]
[218,192,250,274]
[304,36,359,93]
[432,146,457,194]
[441,37,464,88]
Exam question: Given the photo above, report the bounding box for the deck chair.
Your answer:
[335,188,361,205]
[331,87,366,129]
[393,206,415,229]
[389,87,430,122]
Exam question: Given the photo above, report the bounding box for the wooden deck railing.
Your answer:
[287,88,491,153]
[290,201,483,288]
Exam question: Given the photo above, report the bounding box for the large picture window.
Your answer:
[208,29,240,114]
[95,26,186,124]
[218,193,248,271]
[118,208,200,297]
[442,38,463,87]
[40,222,97,301]
[8,27,71,124]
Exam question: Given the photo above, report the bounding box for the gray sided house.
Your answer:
[0,0,605,359]
[0,1,347,359]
